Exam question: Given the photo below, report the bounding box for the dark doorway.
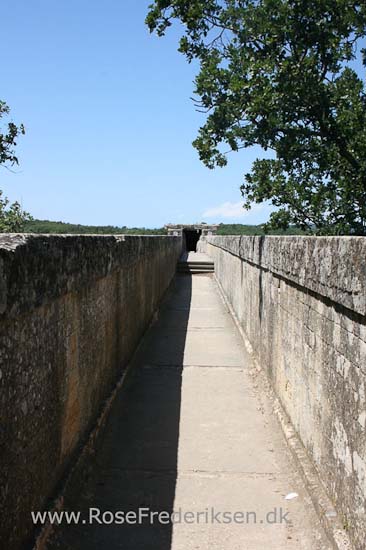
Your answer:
[183,229,201,252]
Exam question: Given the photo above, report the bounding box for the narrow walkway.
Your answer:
[48,275,331,550]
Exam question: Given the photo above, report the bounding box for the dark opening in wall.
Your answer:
[183,229,202,252]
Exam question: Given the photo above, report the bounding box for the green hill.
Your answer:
[22,219,305,236]
[22,219,167,235]
[216,223,305,235]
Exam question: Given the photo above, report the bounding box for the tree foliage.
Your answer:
[0,191,30,232]
[0,100,24,167]
[0,100,30,232]
[147,0,366,234]
[22,219,168,235]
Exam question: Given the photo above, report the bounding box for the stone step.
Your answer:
[182,262,213,266]
[177,262,215,273]
[178,263,214,268]
[177,260,214,265]
[178,269,214,273]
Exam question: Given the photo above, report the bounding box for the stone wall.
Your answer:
[205,235,366,550]
[0,234,181,550]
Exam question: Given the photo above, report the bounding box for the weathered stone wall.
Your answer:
[0,234,181,550]
[205,235,366,550]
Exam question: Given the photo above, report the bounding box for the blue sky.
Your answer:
[2,2,364,228]
[0,0,274,227]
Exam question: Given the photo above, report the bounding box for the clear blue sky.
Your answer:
[1,0,274,227]
[5,2,364,228]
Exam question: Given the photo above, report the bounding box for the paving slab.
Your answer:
[140,328,245,368]
[155,307,232,329]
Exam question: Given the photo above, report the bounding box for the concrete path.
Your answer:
[47,275,331,550]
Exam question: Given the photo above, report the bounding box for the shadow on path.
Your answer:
[47,275,192,550]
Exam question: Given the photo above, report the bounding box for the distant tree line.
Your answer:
[22,219,168,235]
[216,223,304,236]
[22,219,304,236]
